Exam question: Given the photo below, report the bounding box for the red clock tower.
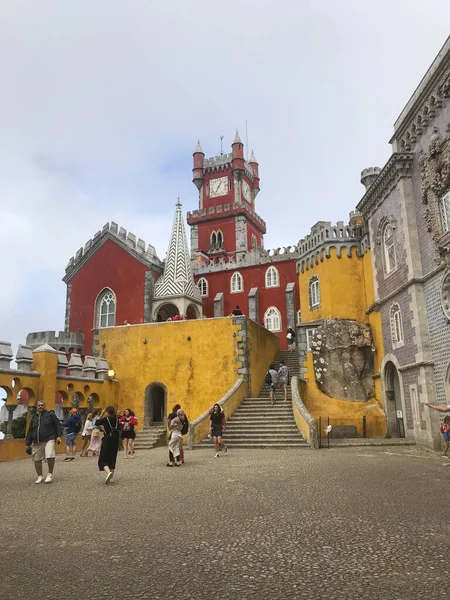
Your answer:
[187,131,265,261]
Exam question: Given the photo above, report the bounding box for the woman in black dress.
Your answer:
[209,403,227,458]
[96,406,120,484]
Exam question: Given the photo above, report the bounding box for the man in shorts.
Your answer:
[62,408,81,460]
[25,400,62,484]
[268,364,278,405]
[278,360,290,402]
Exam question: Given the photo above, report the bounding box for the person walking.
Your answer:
[440,416,450,458]
[167,409,185,467]
[278,360,290,402]
[209,403,227,458]
[120,408,138,458]
[167,404,187,464]
[80,413,93,456]
[62,408,82,461]
[88,408,102,456]
[286,327,296,352]
[266,364,279,404]
[25,400,62,484]
[95,406,120,484]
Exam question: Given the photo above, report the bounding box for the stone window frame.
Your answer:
[308,275,320,310]
[376,216,398,278]
[251,234,257,249]
[306,327,316,352]
[94,288,116,329]
[197,277,208,298]
[296,310,302,325]
[265,265,280,289]
[440,190,450,233]
[264,306,282,332]
[390,302,404,349]
[231,271,244,294]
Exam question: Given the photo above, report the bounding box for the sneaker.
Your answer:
[63,457,71,461]
[214,452,219,458]
[124,454,127,459]
[35,476,43,484]
[44,473,53,484]
[105,472,113,485]
[70,457,75,461]
[174,461,181,467]
[130,454,134,459]
[223,446,228,454]
[166,462,174,467]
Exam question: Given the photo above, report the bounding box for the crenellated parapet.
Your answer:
[187,201,266,233]
[297,216,365,273]
[26,331,85,353]
[64,222,164,283]
[194,245,299,274]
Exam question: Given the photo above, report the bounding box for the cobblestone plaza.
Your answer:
[1,446,449,599]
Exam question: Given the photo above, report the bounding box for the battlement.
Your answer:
[194,245,299,274]
[202,154,254,180]
[187,202,266,232]
[64,222,164,282]
[26,331,85,352]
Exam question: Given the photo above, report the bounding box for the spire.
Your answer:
[194,139,203,154]
[249,150,257,163]
[154,200,201,301]
[233,129,243,144]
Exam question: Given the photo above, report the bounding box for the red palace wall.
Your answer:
[68,239,155,354]
[197,216,237,254]
[195,260,298,349]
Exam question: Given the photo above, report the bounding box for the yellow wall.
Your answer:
[0,436,84,462]
[96,317,279,429]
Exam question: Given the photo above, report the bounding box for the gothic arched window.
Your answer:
[265,266,279,288]
[440,190,450,232]
[308,276,320,309]
[96,289,116,328]
[383,223,397,274]
[390,303,404,347]
[264,307,282,332]
[210,231,217,246]
[217,231,223,247]
[197,277,208,297]
[231,272,243,294]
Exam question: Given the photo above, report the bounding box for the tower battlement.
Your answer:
[194,245,299,274]
[187,202,266,231]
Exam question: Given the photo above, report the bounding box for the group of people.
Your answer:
[265,360,290,404]
[25,402,139,484]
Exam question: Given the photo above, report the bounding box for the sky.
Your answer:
[1,0,450,388]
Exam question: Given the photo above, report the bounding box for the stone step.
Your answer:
[226,423,299,430]
[231,409,294,417]
[223,433,304,441]
[197,441,308,449]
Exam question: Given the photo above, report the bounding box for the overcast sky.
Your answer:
[1,1,450,378]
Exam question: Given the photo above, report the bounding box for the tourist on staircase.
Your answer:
[286,328,296,352]
[120,408,138,459]
[265,364,279,405]
[278,360,290,402]
[209,403,227,458]
[167,408,185,467]
[96,406,120,484]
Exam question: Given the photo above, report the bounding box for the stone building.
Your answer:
[356,36,450,448]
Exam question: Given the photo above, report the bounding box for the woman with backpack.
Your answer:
[167,408,186,467]
[119,408,138,459]
[95,406,120,484]
[209,403,227,458]
[286,327,296,352]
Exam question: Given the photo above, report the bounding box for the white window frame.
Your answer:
[309,276,320,309]
[296,310,302,325]
[390,303,404,348]
[265,266,279,288]
[383,223,397,275]
[264,307,282,332]
[441,190,450,233]
[231,272,244,294]
[96,288,116,328]
[306,328,316,351]
[197,277,208,298]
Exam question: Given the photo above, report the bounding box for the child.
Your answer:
[440,416,450,458]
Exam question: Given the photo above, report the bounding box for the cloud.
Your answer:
[1,0,450,354]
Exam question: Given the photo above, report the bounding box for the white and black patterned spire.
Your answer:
[154,200,201,301]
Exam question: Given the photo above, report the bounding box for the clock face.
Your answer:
[242,180,251,202]
[209,176,228,198]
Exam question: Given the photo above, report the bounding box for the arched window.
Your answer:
[97,289,116,328]
[265,266,279,288]
[308,276,320,309]
[231,272,243,293]
[440,190,450,232]
[210,231,217,246]
[217,230,223,246]
[197,277,208,297]
[264,307,282,332]
[383,224,397,274]
[390,303,404,346]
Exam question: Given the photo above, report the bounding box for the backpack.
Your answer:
[72,416,82,434]
[181,415,189,436]
[265,371,272,385]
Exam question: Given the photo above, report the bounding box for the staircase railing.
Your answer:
[291,375,318,448]
[188,379,247,449]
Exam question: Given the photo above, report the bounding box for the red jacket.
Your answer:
[119,416,138,430]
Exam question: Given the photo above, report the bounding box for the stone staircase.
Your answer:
[198,351,308,449]
[133,425,166,450]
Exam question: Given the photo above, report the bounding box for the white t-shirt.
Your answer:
[82,419,93,436]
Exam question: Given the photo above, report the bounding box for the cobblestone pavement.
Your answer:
[1,445,450,599]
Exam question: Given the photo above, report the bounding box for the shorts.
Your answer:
[279,379,288,388]
[287,338,294,346]
[443,432,450,441]
[269,382,277,392]
[121,430,136,440]
[66,433,77,447]
[211,428,223,438]
[32,440,56,462]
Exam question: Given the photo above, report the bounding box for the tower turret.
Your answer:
[249,150,260,198]
[232,130,245,181]
[192,140,205,190]
[360,167,381,191]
